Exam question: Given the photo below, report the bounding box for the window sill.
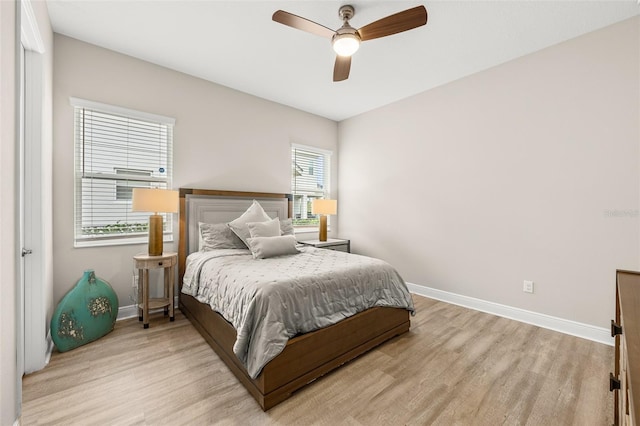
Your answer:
[74,235,174,249]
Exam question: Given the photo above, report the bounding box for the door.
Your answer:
[19,0,46,376]
[17,41,26,412]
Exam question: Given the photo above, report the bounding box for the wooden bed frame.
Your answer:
[178,188,410,410]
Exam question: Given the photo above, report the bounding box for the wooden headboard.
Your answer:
[178,188,292,288]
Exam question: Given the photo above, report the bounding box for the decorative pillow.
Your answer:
[246,235,300,259]
[247,217,281,239]
[199,222,246,250]
[279,218,294,236]
[227,200,272,247]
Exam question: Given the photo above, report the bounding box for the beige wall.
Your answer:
[53,35,338,307]
[338,16,640,328]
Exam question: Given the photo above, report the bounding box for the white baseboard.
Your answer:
[117,296,179,321]
[117,304,139,321]
[407,282,614,346]
[117,286,613,346]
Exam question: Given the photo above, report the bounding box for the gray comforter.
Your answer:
[182,246,415,379]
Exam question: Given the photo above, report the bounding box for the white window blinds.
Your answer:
[291,144,331,227]
[72,98,175,247]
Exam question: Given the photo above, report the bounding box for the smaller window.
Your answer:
[291,144,332,229]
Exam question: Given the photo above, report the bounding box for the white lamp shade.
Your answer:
[131,188,179,214]
[332,33,360,56]
[312,199,337,215]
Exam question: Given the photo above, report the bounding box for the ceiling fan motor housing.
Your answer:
[338,5,355,22]
[333,4,360,55]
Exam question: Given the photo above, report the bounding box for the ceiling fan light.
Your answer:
[332,33,360,56]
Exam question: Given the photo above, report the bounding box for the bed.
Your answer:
[178,188,413,410]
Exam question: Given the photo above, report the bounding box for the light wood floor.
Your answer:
[22,295,613,425]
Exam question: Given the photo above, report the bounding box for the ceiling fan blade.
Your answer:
[272,10,335,39]
[357,5,427,42]
[333,55,351,82]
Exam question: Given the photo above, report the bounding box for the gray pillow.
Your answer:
[246,235,300,259]
[279,218,294,236]
[247,217,281,239]
[228,200,272,247]
[199,222,246,250]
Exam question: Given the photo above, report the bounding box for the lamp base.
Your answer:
[148,214,163,256]
[319,215,328,242]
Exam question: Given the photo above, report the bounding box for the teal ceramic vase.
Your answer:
[50,270,119,352]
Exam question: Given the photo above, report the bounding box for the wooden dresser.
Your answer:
[612,270,640,425]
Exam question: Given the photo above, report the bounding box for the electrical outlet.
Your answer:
[523,280,534,293]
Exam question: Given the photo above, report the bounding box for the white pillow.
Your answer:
[247,217,281,239]
[199,222,246,251]
[279,218,294,236]
[246,235,300,259]
[228,200,272,248]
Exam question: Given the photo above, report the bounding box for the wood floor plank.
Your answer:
[22,295,613,425]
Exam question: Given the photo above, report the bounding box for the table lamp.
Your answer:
[132,188,179,256]
[311,199,337,242]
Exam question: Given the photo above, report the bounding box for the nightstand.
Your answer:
[133,252,177,329]
[298,238,350,253]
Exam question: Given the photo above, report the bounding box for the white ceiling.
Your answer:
[46,1,639,121]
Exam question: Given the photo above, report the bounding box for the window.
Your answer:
[291,144,331,228]
[72,98,175,247]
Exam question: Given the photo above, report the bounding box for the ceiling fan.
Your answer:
[272,4,428,82]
